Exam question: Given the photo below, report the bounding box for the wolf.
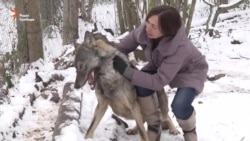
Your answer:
[74,31,179,140]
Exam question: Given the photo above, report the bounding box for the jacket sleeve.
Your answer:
[115,25,143,55]
[130,48,187,91]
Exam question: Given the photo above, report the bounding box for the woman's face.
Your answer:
[146,15,163,39]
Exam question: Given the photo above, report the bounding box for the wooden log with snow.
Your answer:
[52,82,83,141]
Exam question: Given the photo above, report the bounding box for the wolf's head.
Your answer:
[74,31,116,89]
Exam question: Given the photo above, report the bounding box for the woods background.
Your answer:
[0,0,249,90]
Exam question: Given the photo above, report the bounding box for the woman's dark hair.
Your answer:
[146,5,182,37]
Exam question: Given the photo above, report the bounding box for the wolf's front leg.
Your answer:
[85,96,108,138]
[131,102,150,141]
[157,89,180,135]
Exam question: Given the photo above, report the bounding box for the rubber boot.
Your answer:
[138,93,162,141]
[176,111,197,141]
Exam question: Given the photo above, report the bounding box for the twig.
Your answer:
[240,136,245,141]
[230,55,250,60]
[239,55,249,60]
[207,73,226,81]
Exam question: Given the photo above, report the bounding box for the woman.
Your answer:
[113,5,208,141]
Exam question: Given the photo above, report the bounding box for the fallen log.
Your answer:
[52,82,83,141]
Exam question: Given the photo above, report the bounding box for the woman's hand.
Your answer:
[113,55,134,80]
[113,55,128,74]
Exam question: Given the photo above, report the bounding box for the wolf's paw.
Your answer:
[126,126,138,135]
[161,120,180,135]
[169,128,180,135]
[85,132,94,139]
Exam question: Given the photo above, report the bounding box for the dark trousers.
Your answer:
[171,87,197,120]
[135,70,197,120]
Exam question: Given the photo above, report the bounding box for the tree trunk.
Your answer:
[15,0,43,63]
[86,0,95,22]
[80,0,95,22]
[62,0,79,45]
[27,0,43,62]
[15,0,29,63]
[122,0,140,32]
[148,0,161,9]
[80,0,86,19]
[134,0,147,20]
[163,0,196,35]
[39,0,53,29]
[182,0,188,24]
[218,0,228,4]
[116,0,140,34]
[203,0,245,37]
[186,0,196,35]
[39,0,63,29]
[154,0,162,6]
[116,0,125,34]
[163,0,171,5]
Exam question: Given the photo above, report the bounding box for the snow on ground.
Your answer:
[1,1,250,141]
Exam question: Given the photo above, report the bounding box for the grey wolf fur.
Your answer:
[74,31,179,140]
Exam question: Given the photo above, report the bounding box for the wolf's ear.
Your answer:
[84,31,96,46]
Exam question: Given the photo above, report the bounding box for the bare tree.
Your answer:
[148,0,162,9]
[80,0,95,22]
[203,0,245,37]
[80,0,87,19]
[169,0,182,10]
[39,0,53,29]
[217,0,229,4]
[116,0,140,34]
[116,0,126,34]
[38,0,63,29]
[124,0,141,31]
[134,0,147,19]
[162,0,197,35]
[27,0,43,62]
[184,0,196,35]
[62,0,79,45]
[15,0,43,63]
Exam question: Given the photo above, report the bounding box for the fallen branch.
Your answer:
[230,55,249,60]
[239,55,249,60]
[207,73,226,81]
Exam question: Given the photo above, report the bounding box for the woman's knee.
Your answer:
[171,88,196,119]
[171,101,190,119]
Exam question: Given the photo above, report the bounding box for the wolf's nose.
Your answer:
[74,83,80,89]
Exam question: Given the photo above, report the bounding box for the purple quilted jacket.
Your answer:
[116,23,208,94]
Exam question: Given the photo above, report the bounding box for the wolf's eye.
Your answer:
[77,62,85,71]
[79,64,84,71]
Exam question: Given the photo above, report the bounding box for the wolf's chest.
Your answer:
[97,63,120,84]
[96,69,122,94]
